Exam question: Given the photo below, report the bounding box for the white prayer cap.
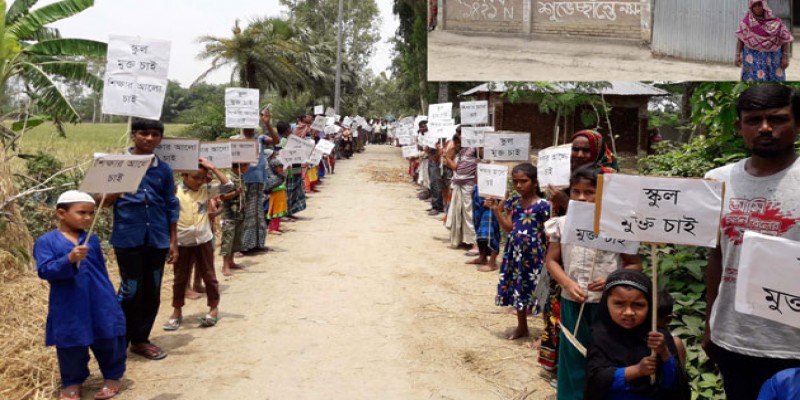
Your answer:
[56,190,96,205]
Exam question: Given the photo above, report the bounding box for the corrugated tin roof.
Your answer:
[460,82,671,97]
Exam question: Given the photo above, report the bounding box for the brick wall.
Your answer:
[533,0,642,39]
[445,0,525,34]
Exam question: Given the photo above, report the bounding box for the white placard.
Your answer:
[538,145,572,188]
[563,200,640,254]
[79,154,154,194]
[325,107,336,117]
[428,119,456,140]
[402,145,419,158]
[314,105,324,115]
[343,116,353,128]
[229,140,258,164]
[461,126,494,148]
[477,163,508,199]
[310,116,327,132]
[484,131,530,161]
[398,135,413,146]
[101,35,171,119]
[200,142,232,169]
[460,100,489,125]
[595,174,724,248]
[428,103,453,121]
[325,116,336,127]
[154,138,200,172]
[224,88,260,128]
[280,136,316,165]
[352,130,359,138]
[422,134,439,148]
[735,231,800,330]
[323,125,340,136]
[307,148,325,165]
[315,139,336,155]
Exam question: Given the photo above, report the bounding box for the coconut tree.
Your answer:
[0,0,106,270]
[195,17,328,96]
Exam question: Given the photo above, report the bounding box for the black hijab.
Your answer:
[585,270,690,400]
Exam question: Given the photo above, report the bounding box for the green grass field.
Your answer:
[11,122,189,171]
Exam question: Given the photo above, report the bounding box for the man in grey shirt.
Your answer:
[704,84,800,400]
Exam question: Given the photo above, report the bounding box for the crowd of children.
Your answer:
[33,110,380,400]
[405,83,800,400]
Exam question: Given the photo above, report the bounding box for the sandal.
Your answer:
[131,343,167,360]
[94,384,121,400]
[162,318,181,331]
[199,314,218,327]
[60,389,80,400]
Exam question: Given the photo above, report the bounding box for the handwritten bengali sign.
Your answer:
[563,200,639,254]
[325,116,336,127]
[229,139,258,164]
[154,138,200,172]
[310,116,327,132]
[422,134,439,148]
[428,103,453,121]
[79,154,154,194]
[224,88,259,128]
[323,125,339,136]
[398,132,414,146]
[200,142,232,169]
[735,231,800,330]
[280,136,315,165]
[314,105,324,115]
[484,131,531,161]
[595,174,724,248]
[428,119,457,140]
[101,35,171,119]
[538,144,572,188]
[307,148,325,165]
[314,139,336,155]
[460,100,489,125]
[325,107,336,117]
[461,126,494,148]
[343,116,353,128]
[402,145,420,158]
[477,163,509,199]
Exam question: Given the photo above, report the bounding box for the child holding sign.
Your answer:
[487,163,550,340]
[585,270,689,400]
[34,191,126,400]
[163,158,234,330]
[220,163,248,276]
[544,167,642,400]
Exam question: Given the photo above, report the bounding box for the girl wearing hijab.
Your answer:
[586,270,690,400]
[735,0,793,81]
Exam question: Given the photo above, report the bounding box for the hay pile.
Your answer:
[0,264,59,400]
[361,165,409,184]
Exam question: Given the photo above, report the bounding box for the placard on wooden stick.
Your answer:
[538,144,572,188]
[460,100,489,125]
[200,142,233,169]
[477,163,508,199]
[225,88,259,129]
[461,126,494,148]
[594,174,724,248]
[428,103,453,121]
[155,138,200,172]
[229,139,258,164]
[402,145,419,159]
[315,139,336,155]
[101,35,171,120]
[310,116,327,131]
[79,154,154,194]
[484,131,530,161]
[563,200,639,254]
[735,231,800,330]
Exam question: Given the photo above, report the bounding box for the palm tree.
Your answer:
[195,17,328,96]
[0,0,105,270]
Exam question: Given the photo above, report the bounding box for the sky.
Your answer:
[42,0,398,87]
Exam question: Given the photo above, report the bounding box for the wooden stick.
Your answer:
[650,243,658,384]
[77,192,106,269]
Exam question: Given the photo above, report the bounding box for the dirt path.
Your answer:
[428,31,800,81]
[102,145,553,400]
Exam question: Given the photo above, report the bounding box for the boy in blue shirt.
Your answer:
[99,117,179,361]
[34,190,126,400]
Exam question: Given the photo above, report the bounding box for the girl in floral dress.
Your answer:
[488,163,550,340]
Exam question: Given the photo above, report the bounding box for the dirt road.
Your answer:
[428,30,800,81]
[100,145,552,399]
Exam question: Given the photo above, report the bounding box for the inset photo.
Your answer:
[428,0,799,81]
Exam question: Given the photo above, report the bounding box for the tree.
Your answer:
[392,0,428,114]
[0,0,105,270]
[195,17,328,96]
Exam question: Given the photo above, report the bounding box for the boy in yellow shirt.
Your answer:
[163,158,234,330]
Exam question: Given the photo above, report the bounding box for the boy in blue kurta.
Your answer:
[34,190,126,400]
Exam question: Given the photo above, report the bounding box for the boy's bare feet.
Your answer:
[478,264,499,272]
[230,263,244,270]
[465,258,486,265]
[269,230,282,235]
[507,327,530,340]
[185,289,202,300]
[530,338,542,350]
[222,267,233,276]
